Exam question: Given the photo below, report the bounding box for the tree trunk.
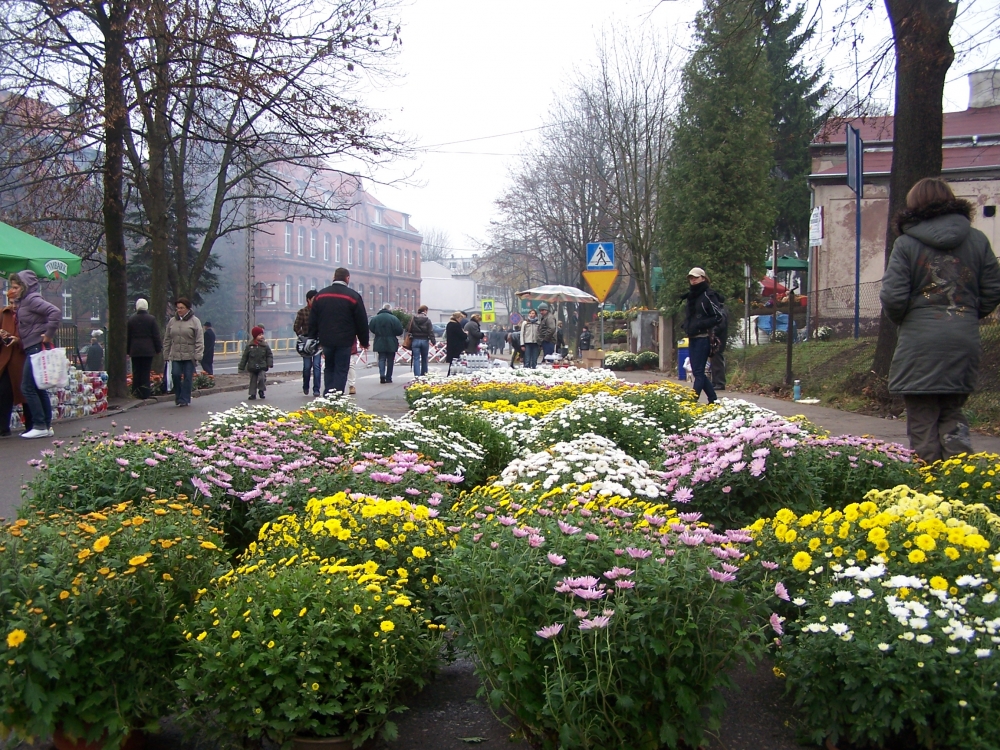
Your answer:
[871,0,956,378]
[99,0,133,400]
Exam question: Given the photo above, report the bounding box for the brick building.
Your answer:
[251,177,423,337]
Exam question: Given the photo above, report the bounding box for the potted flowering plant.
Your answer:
[747,486,1000,749]
[441,481,775,749]
[0,498,228,749]
[177,558,444,749]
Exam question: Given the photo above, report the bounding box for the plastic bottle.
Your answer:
[793,380,801,401]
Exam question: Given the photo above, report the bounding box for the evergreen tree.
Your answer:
[658,0,776,303]
[757,0,828,250]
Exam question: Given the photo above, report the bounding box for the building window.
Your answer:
[335,236,342,263]
[379,245,385,270]
[324,233,331,262]
[90,297,101,321]
[395,248,401,272]
[285,225,292,255]
[368,286,374,309]
[375,207,383,225]
[378,286,384,307]
[298,277,305,306]
[403,290,409,311]
[311,277,318,291]
[358,283,365,301]
[286,276,293,306]
[310,229,317,259]
[348,239,355,266]
[369,243,376,269]
[297,227,305,256]
[405,250,410,275]
[61,291,73,320]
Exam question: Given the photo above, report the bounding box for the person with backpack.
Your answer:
[680,267,723,404]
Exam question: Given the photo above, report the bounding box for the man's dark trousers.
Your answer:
[322,345,353,394]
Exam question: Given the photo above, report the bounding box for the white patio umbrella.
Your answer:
[515,284,598,304]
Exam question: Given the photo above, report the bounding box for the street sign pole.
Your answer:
[847,125,864,340]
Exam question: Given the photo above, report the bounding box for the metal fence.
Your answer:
[809,281,884,340]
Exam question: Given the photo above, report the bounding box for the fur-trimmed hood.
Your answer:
[895,198,974,235]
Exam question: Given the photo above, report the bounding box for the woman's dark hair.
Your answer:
[417,305,428,314]
[175,297,192,309]
[906,178,956,211]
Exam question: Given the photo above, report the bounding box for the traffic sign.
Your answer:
[481,298,496,323]
[586,242,615,270]
[582,270,618,303]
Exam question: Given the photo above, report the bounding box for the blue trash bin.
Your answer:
[677,339,689,380]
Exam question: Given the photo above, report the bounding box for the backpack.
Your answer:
[705,291,727,355]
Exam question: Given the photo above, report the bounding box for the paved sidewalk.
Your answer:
[618,370,1000,454]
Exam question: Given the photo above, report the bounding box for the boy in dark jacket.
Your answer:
[239,326,273,400]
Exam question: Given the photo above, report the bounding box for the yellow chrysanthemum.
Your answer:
[929,576,948,591]
[914,534,936,552]
[6,629,27,649]
[380,620,395,632]
[792,551,813,572]
[908,549,926,564]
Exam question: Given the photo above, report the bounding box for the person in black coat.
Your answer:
[680,267,723,405]
[201,322,216,375]
[307,267,370,395]
[464,314,483,354]
[127,299,162,399]
[445,310,468,375]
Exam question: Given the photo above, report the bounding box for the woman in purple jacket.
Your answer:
[10,271,61,438]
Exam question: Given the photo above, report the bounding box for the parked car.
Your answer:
[432,323,447,339]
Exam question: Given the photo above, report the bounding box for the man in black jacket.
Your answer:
[308,268,370,395]
[680,267,723,404]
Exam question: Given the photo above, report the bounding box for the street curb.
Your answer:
[53,380,288,426]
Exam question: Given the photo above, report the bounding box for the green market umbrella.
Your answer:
[0,221,82,280]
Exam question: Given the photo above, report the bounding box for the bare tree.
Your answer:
[582,31,677,309]
[0,0,403,396]
[420,227,452,264]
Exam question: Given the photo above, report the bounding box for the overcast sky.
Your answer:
[351,0,999,255]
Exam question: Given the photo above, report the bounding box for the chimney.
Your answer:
[969,70,1000,109]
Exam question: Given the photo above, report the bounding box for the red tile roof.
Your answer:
[814,105,1000,144]
[813,144,1000,177]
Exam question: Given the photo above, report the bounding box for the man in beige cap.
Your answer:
[680,267,723,404]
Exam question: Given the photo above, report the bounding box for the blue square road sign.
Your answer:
[586,242,615,270]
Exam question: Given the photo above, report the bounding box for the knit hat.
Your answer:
[135,299,148,311]
[251,326,264,338]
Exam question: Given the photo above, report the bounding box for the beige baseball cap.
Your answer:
[687,267,707,279]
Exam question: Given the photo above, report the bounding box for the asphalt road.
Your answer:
[0,360,445,521]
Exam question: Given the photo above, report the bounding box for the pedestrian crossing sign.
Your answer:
[586,242,615,270]
[481,298,495,323]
